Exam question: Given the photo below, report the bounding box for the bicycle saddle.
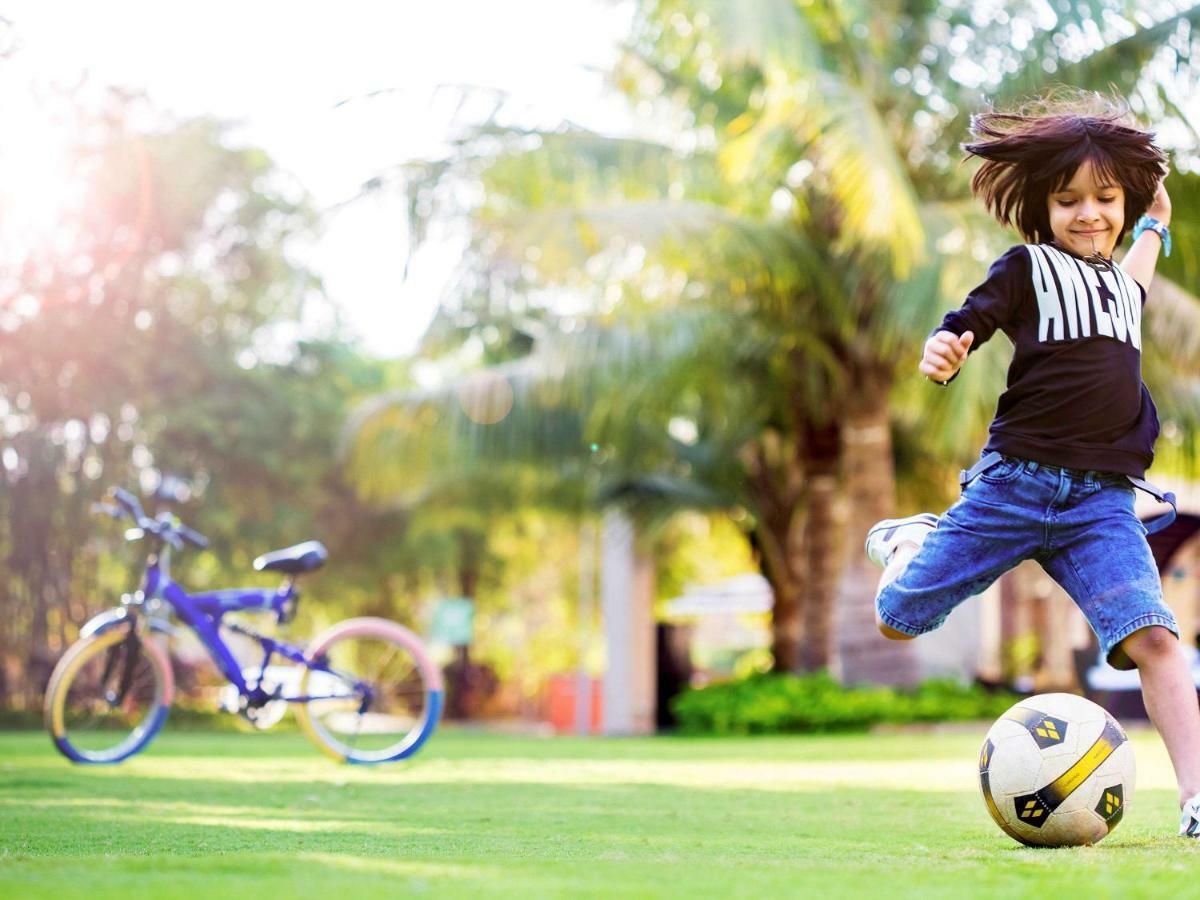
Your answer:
[253,541,328,575]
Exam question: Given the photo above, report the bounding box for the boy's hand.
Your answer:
[1146,179,1171,226]
[920,331,974,383]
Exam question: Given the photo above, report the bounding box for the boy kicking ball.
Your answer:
[865,93,1200,837]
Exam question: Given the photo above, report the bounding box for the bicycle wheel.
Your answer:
[295,617,443,764]
[44,627,174,764]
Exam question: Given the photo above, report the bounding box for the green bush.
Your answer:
[0,709,44,730]
[671,672,1022,735]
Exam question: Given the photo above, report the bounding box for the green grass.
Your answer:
[1,725,1198,898]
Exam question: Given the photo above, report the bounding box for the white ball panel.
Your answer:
[986,731,1045,796]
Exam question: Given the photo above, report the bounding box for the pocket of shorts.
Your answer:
[979,457,1024,485]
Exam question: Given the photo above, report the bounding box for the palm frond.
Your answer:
[1157,170,1200,290]
[874,200,1012,355]
[598,471,742,527]
[344,308,797,505]
[1142,364,1200,475]
[721,72,926,277]
[684,0,827,70]
[470,198,844,329]
[1144,275,1200,374]
[991,5,1200,106]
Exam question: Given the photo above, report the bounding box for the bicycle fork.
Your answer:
[99,624,143,708]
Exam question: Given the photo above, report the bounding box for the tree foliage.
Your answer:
[0,91,411,708]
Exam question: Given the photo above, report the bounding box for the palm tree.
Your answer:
[350,1,1200,680]
[619,0,1200,682]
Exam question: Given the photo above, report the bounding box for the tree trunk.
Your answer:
[741,436,805,673]
[798,421,844,672]
[834,363,920,686]
[455,528,484,602]
[801,478,844,671]
[754,521,805,672]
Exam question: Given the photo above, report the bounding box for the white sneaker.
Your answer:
[865,513,939,568]
[1180,793,1200,837]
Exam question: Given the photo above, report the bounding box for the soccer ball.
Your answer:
[978,692,1134,847]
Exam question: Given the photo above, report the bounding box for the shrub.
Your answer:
[671,672,1022,735]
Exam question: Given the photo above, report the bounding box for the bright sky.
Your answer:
[1,1,634,357]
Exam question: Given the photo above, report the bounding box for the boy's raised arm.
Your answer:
[922,244,1026,386]
[1122,181,1171,291]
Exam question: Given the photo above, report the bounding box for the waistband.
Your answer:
[1021,459,1125,483]
[960,451,1177,535]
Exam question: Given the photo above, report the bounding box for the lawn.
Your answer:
[1,724,1197,899]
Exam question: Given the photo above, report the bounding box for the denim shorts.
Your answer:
[875,454,1177,670]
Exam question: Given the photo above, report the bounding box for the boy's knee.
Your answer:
[1118,625,1178,666]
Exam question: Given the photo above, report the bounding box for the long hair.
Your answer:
[962,92,1167,246]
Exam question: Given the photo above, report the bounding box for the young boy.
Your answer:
[864,97,1200,836]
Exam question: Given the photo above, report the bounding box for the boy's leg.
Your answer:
[1119,627,1200,810]
[876,541,922,639]
[1039,479,1198,829]
[870,462,1040,640]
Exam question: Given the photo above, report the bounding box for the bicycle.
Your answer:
[44,487,443,765]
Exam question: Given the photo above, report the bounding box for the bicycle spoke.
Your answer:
[299,623,438,762]
[346,703,366,753]
[368,645,403,685]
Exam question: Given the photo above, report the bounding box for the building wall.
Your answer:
[912,586,984,681]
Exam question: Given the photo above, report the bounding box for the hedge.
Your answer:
[671,671,1022,735]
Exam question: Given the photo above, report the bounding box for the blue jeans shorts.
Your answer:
[876,454,1177,670]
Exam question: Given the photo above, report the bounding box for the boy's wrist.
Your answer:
[1133,215,1172,257]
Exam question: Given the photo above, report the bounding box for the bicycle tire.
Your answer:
[295,617,443,764]
[44,627,174,764]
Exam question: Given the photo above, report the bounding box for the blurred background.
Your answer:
[7,0,1200,737]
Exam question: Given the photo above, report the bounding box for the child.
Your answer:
[864,94,1200,836]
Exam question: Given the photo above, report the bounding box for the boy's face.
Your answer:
[1047,159,1125,258]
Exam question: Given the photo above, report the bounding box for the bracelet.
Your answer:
[1132,215,1172,257]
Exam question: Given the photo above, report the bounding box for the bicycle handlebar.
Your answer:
[176,523,209,550]
[111,487,145,520]
[91,502,125,520]
[96,488,210,551]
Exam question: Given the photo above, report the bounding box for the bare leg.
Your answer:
[875,541,920,641]
[1121,626,1200,807]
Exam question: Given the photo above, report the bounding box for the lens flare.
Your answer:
[458,372,514,425]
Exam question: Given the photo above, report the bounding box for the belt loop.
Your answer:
[960,451,1005,489]
[1027,461,1038,474]
[1052,467,1071,504]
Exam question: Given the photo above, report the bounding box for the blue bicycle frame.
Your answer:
[92,559,371,704]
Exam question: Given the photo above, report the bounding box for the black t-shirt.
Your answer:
[934,243,1158,478]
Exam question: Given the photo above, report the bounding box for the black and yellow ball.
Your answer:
[979,692,1134,847]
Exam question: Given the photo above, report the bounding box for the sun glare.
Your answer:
[0,94,81,261]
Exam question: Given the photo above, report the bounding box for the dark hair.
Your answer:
[962,93,1167,246]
